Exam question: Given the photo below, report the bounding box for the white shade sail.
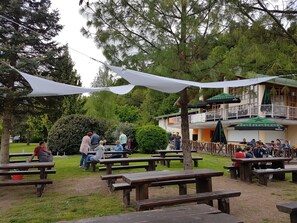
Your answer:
[13,67,135,97]
[107,65,277,93]
[8,65,278,97]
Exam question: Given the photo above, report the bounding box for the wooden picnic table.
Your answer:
[0,162,55,196]
[99,157,162,175]
[155,149,197,158]
[122,169,223,201]
[231,157,292,183]
[60,204,242,223]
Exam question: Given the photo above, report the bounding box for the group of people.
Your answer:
[239,138,295,158]
[233,138,296,168]
[79,131,132,170]
[169,132,182,150]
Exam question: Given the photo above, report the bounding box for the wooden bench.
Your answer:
[164,157,203,168]
[0,162,55,197]
[136,190,241,213]
[223,166,238,179]
[101,173,124,188]
[99,164,150,172]
[276,202,297,223]
[112,178,198,206]
[253,168,297,186]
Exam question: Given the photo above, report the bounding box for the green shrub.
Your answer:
[136,125,168,154]
[47,114,110,155]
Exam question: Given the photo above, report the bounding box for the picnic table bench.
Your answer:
[223,166,238,179]
[87,151,130,172]
[277,202,297,223]
[59,204,243,223]
[155,150,197,165]
[99,157,161,175]
[163,157,203,168]
[0,162,55,197]
[253,168,297,186]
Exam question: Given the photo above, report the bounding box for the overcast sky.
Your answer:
[51,0,105,88]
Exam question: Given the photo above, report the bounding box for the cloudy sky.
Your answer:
[51,0,105,87]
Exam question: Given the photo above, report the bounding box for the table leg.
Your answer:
[195,177,213,206]
[160,153,166,165]
[106,164,112,175]
[272,161,285,180]
[135,184,149,201]
[148,160,156,171]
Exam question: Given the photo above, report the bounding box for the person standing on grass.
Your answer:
[90,131,100,151]
[119,131,127,150]
[79,131,92,168]
[175,132,181,150]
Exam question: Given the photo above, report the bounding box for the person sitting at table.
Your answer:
[282,140,291,157]
[240,138,247,145]
[244,146,253,158]
[253,141,268,169]
[110,140,123,158]
[232,148,245,177]
[85,140,105,170]
[29,141,53,162]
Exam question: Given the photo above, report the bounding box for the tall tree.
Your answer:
[0,0,78,164]
[81,0,232,169]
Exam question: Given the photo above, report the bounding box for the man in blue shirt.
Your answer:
[90,131,100,151]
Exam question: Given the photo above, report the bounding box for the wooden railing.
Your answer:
[192,141,242,157]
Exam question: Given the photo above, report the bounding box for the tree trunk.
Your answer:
[179,0,192,170]
[180,89,192,170]
[0,98,13,164]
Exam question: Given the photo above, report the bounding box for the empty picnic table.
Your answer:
[99,157,162,175]
[122,169,223,201]
[59,204,243,223]
[155,149,197,158]
[0,162,55,196]
[231,157,292,183]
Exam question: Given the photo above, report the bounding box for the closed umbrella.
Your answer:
[211,120,228,144]
[261,86,272,112]
[235,116,284,131]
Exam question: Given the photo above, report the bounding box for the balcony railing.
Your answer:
[169,104,297,125]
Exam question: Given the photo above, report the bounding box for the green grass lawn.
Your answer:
[0,143,233,222]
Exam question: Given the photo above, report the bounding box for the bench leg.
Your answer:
[292,172,297,183]
[166,160,170,168]
[36,184,44,197]
[230,169,237,179]
[218,198,230,214]
[178,184,187,195]
[193,160,198,167]
[91,163,96,172]
[290,212,297,223]
[123,189,131,207]
[258,175,268,186]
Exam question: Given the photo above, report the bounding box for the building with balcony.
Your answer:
[156,76,297,145]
